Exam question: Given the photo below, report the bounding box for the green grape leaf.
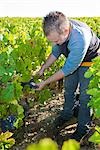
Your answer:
[62,140,80,150]
[84,70,93,78]
[94,108,100,118]
[0,52,8,64]
[0,131,15,149]
[38,89,52,104]
[96,71,100,76]
[0,66,6,76]
[1,74,12,83]
[0,83,15,102]
[89,130,100,144]
[14,82,23,100]
[0,131,13,140]
[38,138,58,150]
[87,88,100,96]
[0,104,8,118]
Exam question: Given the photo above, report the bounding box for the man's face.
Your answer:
[47,29,69,45]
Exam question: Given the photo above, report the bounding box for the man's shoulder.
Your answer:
[69,19,92,43]
[70,19,89,28]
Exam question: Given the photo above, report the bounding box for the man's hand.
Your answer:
[35,81,46,91]
[35,70,64,91]
[36,54,57,77]
[36,64,46,77]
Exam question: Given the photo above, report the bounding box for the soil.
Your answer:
[11,91,96,150]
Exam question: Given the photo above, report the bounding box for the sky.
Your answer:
[0,0,100,17]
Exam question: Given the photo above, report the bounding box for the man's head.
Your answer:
[43,11,70,45]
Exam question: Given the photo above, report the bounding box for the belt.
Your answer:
[81,62,93,67]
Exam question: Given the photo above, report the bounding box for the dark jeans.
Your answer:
[60,66,92,131]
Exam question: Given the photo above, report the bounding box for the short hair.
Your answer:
[43,11,69,36]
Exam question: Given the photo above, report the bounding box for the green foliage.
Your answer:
[26,138,80,150]
[89,126,100,144]
[62,139,80,150]
[0,83,15,102]
[0,131,15,149]
[0,17,50,129]
[38,89,52,104]
[85,56,100,145]
[85,56,100,118]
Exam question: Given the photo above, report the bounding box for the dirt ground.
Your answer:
[11,91,96,150]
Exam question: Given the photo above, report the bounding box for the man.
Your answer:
[35,11,100,142]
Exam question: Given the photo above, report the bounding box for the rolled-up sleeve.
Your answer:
[61,30,92,76]
[52,45,61,59]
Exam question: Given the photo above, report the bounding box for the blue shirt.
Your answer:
[52,19,92,76]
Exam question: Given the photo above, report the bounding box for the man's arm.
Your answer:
[37,53,57,76]
[37,44,61,76]
[43,53,57,69]
[36,70,64,90]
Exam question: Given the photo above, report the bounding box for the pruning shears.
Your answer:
[21,78,39,89]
